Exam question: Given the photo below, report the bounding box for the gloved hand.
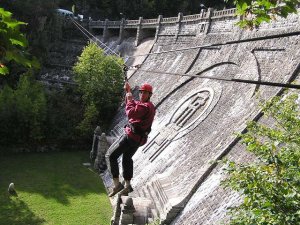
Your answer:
[126,92,133,101]
[124,82,131,93]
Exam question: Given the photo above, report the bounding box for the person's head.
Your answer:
[139,83,153,102]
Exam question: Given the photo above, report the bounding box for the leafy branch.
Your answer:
[227,0,299,29]
[0,7,39,75]
[223,93,300,225]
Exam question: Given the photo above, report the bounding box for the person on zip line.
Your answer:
[106,81,156,197]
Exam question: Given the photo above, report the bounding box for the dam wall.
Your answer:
[92,8,300,224]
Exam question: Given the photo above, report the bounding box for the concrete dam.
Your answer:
[88,8,300,225]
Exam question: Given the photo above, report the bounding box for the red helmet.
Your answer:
[139,83,153,93]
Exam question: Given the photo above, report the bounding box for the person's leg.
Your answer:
[122,152,137,183]
[122,140,139,181]
[105,135,127,179]
[121,137,139,194]
[105,135,128,196]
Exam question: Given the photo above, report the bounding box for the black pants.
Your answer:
[105,134,139,181]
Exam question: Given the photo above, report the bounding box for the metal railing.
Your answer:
[89,8,238,28]
[182,14,204,22]
[212,8,236,18]
[161,16,178,23]
[142,18,158,24]
[126,20,139,25]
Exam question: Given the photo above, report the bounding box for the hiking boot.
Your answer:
[108,182,124,197]
[119,185,134,196]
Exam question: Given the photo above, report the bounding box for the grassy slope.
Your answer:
[0,151,112,225]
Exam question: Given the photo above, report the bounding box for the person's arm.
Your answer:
[124,82,148,118]
[126,101,149,119]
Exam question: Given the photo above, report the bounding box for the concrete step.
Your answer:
[118,196,155,225]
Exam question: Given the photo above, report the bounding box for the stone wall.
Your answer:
[89,8,237,46]
[100,9,300,225]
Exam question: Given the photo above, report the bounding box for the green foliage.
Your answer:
[15,75,47,141]
[0,7,39,75]
[77,102,99,134]
[228,0,299,29]
[0,77,88,151]
[223,93,300,225]
[2,0,64,63]
[149,218,161,225]
[0,73,47,149]
[44,86,87,147]
[73,42,124,132]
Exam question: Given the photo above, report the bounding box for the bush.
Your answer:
[73,42,124,133]
[0,73,47,150]
[44,86,89,147]
[0,7,39,75]
[223,93,300,225]
[229,0,299,29]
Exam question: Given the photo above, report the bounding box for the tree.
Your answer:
[223,93,300,225]
[0,8,39,75]
[0,73,47,149]
[228,0,299,29]
[44,86,86,147]
[73,42,124,133]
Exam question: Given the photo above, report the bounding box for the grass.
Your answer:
[0,151,112,225]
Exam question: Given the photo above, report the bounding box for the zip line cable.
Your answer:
[69,17,128,77]
[128,68,300,89]
[70,17,120,57]
[71,19,95,42]
[68,17,300,90]
[70,17,144,86]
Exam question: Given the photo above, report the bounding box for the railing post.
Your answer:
[103,19,109,42]
[175,12,183,41]
[204,8,213,34]
[155,15,163,42]
[118,18,125,44]
[200,9,205,18]
[135,17,143,46]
